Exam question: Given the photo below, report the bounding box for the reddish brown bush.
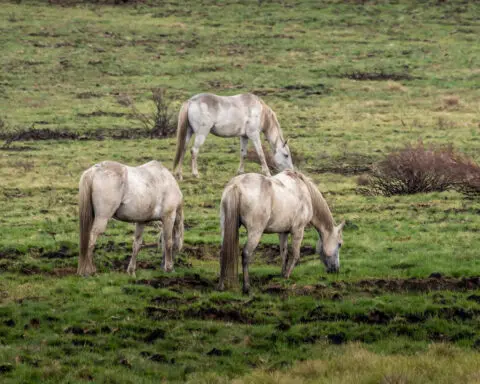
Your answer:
[457,159,480,196]
[360,141,480,196]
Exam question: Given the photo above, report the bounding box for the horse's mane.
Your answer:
[259,99,285,146]
[294,171,335,231]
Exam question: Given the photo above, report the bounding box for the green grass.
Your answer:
[1,0,480,382]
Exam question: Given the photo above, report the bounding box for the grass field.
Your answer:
[1,0,480,382]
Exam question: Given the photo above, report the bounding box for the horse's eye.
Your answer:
[338,243,342,248]
[284,153,289,158]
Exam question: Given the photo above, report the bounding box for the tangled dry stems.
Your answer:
[359,141,480,196]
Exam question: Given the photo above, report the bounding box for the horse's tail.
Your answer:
[173,202,184,253]
[219,186,240,289]
[78,169,94,273]
[173,101,190,172]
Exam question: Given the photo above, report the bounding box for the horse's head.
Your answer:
[274,139,294,171]
[317,221,345,273]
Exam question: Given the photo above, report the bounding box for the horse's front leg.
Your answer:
[250,134,271,177]
[279,232,289,277]
[237,136,249,174]
[242,230,263,295]
[284,228,304,279]
[127,223,145,277]
[161,213,175,272]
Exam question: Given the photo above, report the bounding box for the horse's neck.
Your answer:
[309,189,335,237]
[262,106,283,150]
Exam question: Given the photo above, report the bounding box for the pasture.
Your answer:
[1,0,480,382]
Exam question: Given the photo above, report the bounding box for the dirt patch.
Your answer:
[0,126,171,144]
[77,111,127,118]
[40,245,72,259]
[137,273,215,291]
[50,267,76,277]
[352,276,480,293]
[262,276,480,297]
[339,71,415,81]
[301,305,480,325]
[110,257,157,272]
[0,248,23,259]
[0,128,79,144]
[76,92,102,99]
[184,306,254,324]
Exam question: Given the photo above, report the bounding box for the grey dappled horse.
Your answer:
[78,161,183,276]
[173,93,293,180]
[218,170,345,294]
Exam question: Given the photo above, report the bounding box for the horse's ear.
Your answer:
[338,220,346,231]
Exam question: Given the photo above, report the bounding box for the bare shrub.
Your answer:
[130,88,177,138]
[359,141,479,196]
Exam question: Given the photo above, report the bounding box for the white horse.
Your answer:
[77,160,184,276]
[218,170,344,294]
[173,93,294,180]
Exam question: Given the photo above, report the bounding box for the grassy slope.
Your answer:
[1,0,480,382]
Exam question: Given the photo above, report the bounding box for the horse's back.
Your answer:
[188,93,262,137]
[226,172,312,233]
[190,92,259,108]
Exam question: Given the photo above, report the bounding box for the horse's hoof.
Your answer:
[127,269,136,278]
[242,287,250,295]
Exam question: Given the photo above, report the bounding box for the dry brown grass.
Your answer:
[231,343,480,384]
[386,81,407,92]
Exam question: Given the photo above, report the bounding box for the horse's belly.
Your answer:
[114,202,160,223]
[211,123,244,137]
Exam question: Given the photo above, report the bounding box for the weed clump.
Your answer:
[129,88,177,138]
[359,141,480,196]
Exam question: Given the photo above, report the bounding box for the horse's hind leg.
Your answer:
[161,212,176,272]
[83,217,109,275]
[176,127,193,181]
[284,228,304,279]
[279,232,289,277]
[242,230,263,295]
[191,134,206,178]
[127,223,145,277]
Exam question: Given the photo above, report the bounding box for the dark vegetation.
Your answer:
[360,141,480,196]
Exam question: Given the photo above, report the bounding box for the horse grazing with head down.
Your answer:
[77,160,184,277]
[218,170,344,294]
[173,93,294,180]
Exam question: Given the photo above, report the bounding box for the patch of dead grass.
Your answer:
[232,343,480,384]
